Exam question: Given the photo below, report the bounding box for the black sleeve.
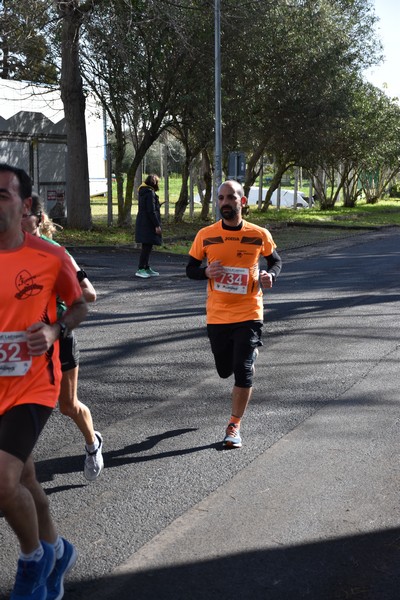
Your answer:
[144,189,161,227]
[186,255,208,280]
[263,249,282,280]
[186,250,282,281]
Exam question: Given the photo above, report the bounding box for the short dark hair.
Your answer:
[31,191,44,214]
[144,174,160,191]
[219,180,244,198]
[0,163,32,200]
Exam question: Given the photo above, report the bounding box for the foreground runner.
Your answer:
[22,194,104,481]
[186,179,282,448]
[0,164,87,599]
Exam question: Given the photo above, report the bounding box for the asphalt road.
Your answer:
[0,226,399,599]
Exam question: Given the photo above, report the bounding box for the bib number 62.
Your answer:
[0,332,32,376]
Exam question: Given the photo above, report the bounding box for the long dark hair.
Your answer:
[31,191,44,214]
[144,174,160,192]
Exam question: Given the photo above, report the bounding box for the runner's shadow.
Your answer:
[35,428,219,485]
[106,428,198,458]
[45,484,86,496]
[105,439,221,468]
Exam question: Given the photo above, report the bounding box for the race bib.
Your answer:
[214,266,249,294]
[0,332,32,376]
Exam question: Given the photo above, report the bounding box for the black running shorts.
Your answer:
[207,320,263,388]
[0,404,53,462]
[59,329,80,372]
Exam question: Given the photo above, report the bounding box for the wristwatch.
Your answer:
[269,272,276,283]
[57,320,69,339]
[76,269,87,283]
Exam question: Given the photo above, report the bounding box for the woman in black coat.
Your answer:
[135,174,162,278]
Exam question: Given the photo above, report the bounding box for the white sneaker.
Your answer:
[223,423,242,448]
[252,348,259,376]
[84,432,104,481]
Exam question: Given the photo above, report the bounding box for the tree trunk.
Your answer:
[200,149,212,221]
[174,157,191,223]
[121,125,166,225]
[112,121,126,219]
[244,141,266,197]
[123,162,137,226]
[59,1,92,230]
[261,160,292,211]
[342,167,359,208]
[315,165,344,209]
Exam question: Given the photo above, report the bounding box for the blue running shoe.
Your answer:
[11,541,55,600]
[46,538,77,600]
[223,423,242,448]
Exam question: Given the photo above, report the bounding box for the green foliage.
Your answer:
[0,0,57,82]
[3,0,398,229]
[389,183,400,198]
[55,192,400,253]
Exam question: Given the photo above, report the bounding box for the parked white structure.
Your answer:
[0,79,107,216]
[246,187,310,208]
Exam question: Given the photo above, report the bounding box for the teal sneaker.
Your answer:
[11,541,55,600]
[47,538,77,600]
[223,423,242,448]
[135,269,151,278]
[146,267,159,276]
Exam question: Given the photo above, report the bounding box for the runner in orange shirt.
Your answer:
[186,179,282,448]
[0,164,87,600]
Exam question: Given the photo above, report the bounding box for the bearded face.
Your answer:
[220,204,239,221]
[217,183,245,223]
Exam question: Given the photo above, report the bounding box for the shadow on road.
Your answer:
[64,526,400,600]
[267,291,400,324]
[35,429,220,485]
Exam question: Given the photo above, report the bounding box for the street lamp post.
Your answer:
[214,0,222,220]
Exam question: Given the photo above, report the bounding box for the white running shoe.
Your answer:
[252,348,259,376]
[84,432,104,481]
[223,423,242,448]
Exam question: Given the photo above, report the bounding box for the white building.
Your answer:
[0,79,107,216]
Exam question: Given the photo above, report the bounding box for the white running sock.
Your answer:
[86,438,99,453]
[53,535,64,559]
[20,544,44,562]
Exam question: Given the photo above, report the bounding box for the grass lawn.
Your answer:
[55,183,400,254]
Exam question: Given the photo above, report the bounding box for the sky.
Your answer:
[364,0,400,99]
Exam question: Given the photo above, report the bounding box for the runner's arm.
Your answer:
[264,249,282,281]
[68,254,97,303]
[56,294,88,333]
[27,296,87,356]
[186,255,208,280]
[259,249,282,289]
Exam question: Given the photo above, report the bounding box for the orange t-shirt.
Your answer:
[0,233,83,414]
[189,219,276,324]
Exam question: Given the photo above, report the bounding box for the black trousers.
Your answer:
[138,243,153,269]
